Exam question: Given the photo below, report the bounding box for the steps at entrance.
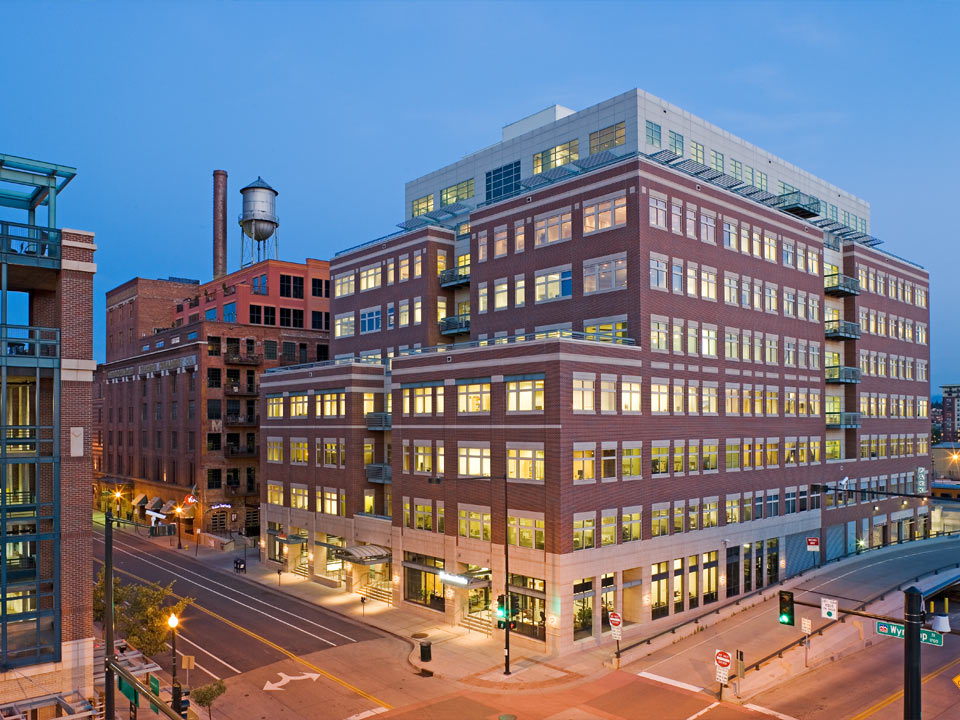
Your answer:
[359,584,393,605]
[460,613,492,635]
[293,563,310,578]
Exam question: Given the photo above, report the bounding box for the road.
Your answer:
[92,520,451,719]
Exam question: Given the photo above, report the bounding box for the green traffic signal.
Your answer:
[778,590,795,626]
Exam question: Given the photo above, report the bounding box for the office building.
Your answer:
[0,154,97,715]
[941,385,959,443]
[260,89,931,653]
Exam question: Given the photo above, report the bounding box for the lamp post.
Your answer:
[430,473,512,675]
[175,505,183,550]
[168,612,182,715]
[114,490,122,520]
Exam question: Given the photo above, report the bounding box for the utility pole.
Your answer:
[503,475,511,676]
[105,509,116,720]
[904,586,923,720]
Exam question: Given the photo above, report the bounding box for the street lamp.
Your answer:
[175,505,183,550]
[167,612,182,716]
[114,490,122,519]
[429,473,512,675]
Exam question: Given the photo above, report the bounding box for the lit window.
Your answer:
[583,196,627,234]
[668,130,683,156]
[573,448,595,481]
[507,380,544,412]
[573,378,594,411]
[533,139,578,174]
[290,395,308,417]
[267,396,284,418]
[583,256,627,294]
[590,122,626,154]
[534,269,572,302]
[359,266,381,291]
[457,383,491,413]
[534,212,572,246]
[440,178,474,206]
[411,194,433,217]
[458,445,491,477]
[507,447,545,482]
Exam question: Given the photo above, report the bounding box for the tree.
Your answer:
[191,680,227,720]
[93,568,192,656]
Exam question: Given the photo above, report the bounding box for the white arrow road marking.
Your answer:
[263,671,322,691]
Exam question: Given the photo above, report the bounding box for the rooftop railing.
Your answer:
[0,221,61,267]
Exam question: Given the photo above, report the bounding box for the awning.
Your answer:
[159,500,177,515]
[334,544,392,565]
[132,493,147,506]
[146,497,162,511]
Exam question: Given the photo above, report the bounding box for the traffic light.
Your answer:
[510,594,520,618]
[496,594,506,629]
[778,590,795,626]
[179,689,190,719]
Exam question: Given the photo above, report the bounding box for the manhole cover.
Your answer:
[411,632,429,639]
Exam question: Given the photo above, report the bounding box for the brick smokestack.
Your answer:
[213,169,228,279]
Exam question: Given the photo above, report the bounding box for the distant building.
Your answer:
[931,442,960,480]
[0,154,96,714]
[942,385,960,442]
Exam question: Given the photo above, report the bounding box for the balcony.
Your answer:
[826,412,861,429]
[824,320,861,340]
[2,326,59,367]
[365,463,392,484]
[365,412,391,431]
[439,265,471,288]
[825,366,862,384]
[824,273,860,296]
[224,383,258,396]
[224,351,262,366]
[774,191,821,219]
[440,313,470,336]
[0,221,61,269]
[224,413,259,427]
[6,556,37,582]
[225,444,258,458]
[3,491,36,506]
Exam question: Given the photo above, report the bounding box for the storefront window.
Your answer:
[316,534,345,582]
[600,573,615,632]
[404,552,445,612]
[573,577,594,640]
[726,547,741,597]
[766,538,779,586]
[267,522,283,562]
[673,559,684,614]
[687,555,699,610]
[508,573,547,640]
[651,562,669,619]
[702,551,719,604]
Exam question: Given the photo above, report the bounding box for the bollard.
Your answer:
[419,641,432,662]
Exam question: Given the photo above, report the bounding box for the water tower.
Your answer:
[238,176,279,267]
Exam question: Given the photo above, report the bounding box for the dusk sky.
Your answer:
[2,1,957,391]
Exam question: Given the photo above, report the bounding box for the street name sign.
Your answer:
[875,620,943,647]
[821,598,838,620]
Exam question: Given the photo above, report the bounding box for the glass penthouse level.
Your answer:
[0,154,73,669]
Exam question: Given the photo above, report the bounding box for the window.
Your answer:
[573,516,595,550]
[590,122,626,154]
[583,196,627,234]
[573,378,594,411]
[651,319,668,351]
[263,306,276,325]
[290,441,308,465]
[691,141,704,164]
[359,265,381,291]
[492,228,508,258]
[651,445,669,475]
[649,196,667,228]
[701,268,717,300]
[700,214,716,244]
[459,509,491,541]
[267,483,283,505]
[458,446,490,477]
[651,382,669,413]
[414,445,433,474]
[441,178,474,205]
[508,516,545,549]
[507,447,545,482]
[534,212,572,246]
[710,150,724,173]
[289,394,308,417]
[266,439,283,463]
[485,161,520,202]
[645,120,661,147]
[411,194,433,217]
[494,278,508,310]
[334,313,355,338]
[534,268,572,302]
[621,381,642,413]
[360,308,381,334]
[507,379,544,412]
[623,446,642,478]
[649,257,667,289]
[669,130,683,155]
[533,139,578,174]
[514,276,525,307]
[457,382,490,413]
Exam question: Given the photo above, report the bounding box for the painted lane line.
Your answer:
[94,539,339,647]
[164,642,221,681]
[102,560,392,709]
[848,654,960,720]
[743,704,800,720]
[171,629,243,674]
[683,702,719,720]
[94,531,357,642]
[637,671,704,693]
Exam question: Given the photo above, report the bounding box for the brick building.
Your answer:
[259,89,931,654]
[0,155,97,714]
[94,173,331,538]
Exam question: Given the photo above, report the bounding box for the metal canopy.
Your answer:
[438,201,470,216]
[0,153,76,226]
[335,544,392,565]
[519,174,550,189]
[396,216,429,230]
[672,159,712,175]
[539,165,578,182]
[646,149,681,164]
[572,149,623,170]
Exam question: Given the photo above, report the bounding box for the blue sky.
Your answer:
[1,1,957,391]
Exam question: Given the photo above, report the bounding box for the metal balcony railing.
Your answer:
[440,313,470,335]
[775,191,821,219]
[224,383,258,396]
[826,412,861,428]
[824,273,860,296]
[224,351,261,365]
[825,366,862,383]
[3,426,56,457]
[225,444,258,458]
[0,221,61,267]
[439,265,471,287]
[824,320,861,340]
[3,491,36,505]
[365,412,391,431]
[365,463,392,484]
[224,413,259,426]
[2,326,59,361]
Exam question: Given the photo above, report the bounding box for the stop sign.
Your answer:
[608,612,622,628]
[715,650,732,668]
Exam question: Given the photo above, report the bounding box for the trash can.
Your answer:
[419,641,432,662]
